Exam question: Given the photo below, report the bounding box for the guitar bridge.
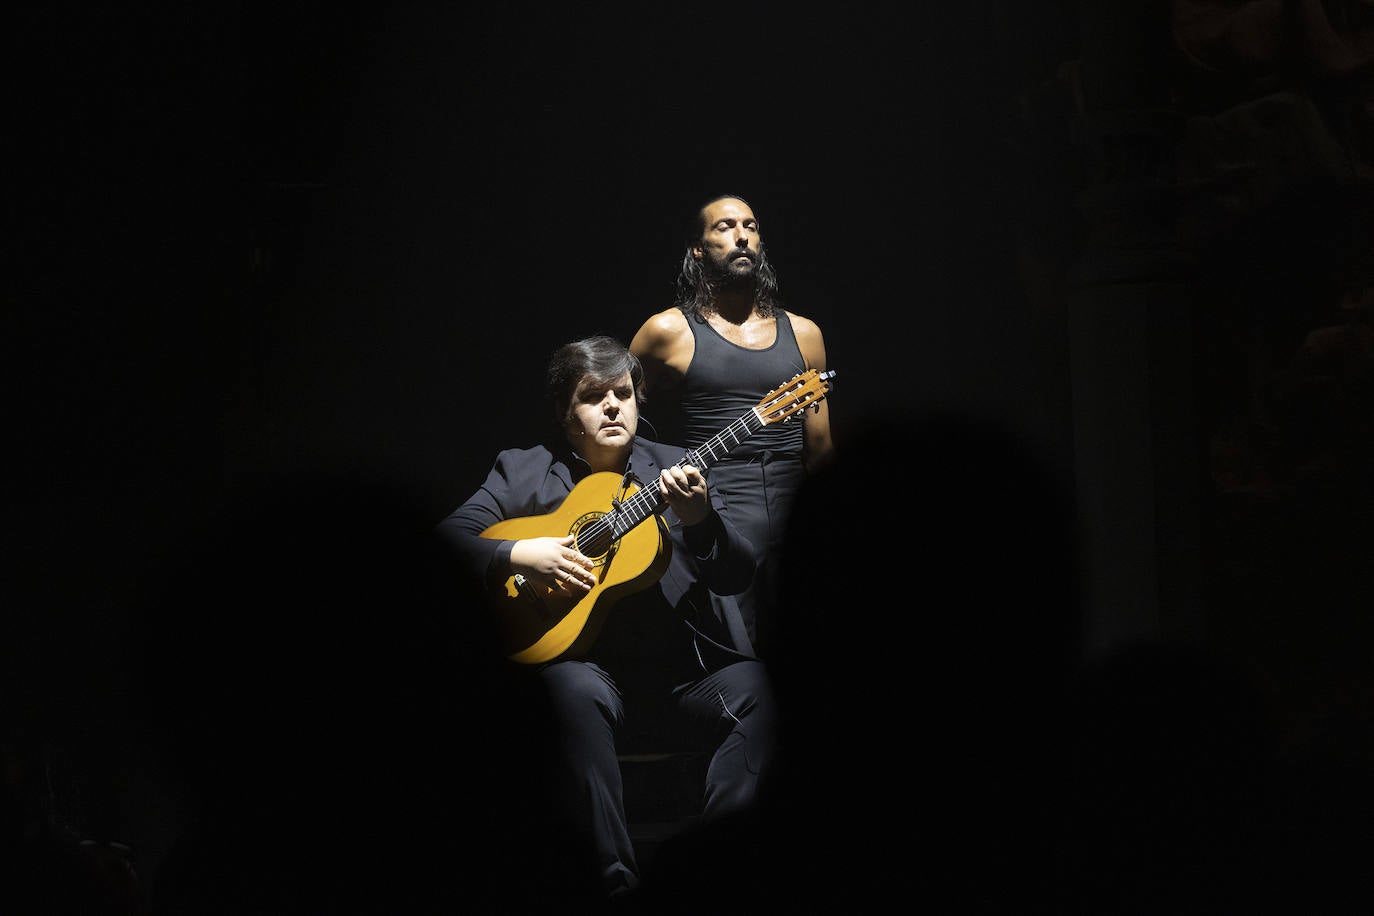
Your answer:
[511,574,558,620]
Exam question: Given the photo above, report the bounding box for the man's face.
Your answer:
[694,197,761,282]
[566,372,638,450]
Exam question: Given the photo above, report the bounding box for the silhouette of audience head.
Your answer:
[134,471,596,913]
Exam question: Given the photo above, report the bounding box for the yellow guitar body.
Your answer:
[481,471,671,664]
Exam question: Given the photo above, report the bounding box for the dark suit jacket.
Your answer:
[435,435,760,666]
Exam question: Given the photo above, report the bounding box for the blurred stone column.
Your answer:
[1069,0,1206,657]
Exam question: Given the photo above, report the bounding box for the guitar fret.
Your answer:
[683,413,764,474]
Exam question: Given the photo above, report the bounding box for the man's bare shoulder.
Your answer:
[786,310,826,342]
[785,310,829,370]
[631,308,691,352]
[642,307,690,336]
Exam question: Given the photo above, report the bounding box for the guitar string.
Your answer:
[576,408,765,555]
[573,373,825,555]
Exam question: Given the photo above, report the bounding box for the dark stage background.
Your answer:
[11,2,1373,911]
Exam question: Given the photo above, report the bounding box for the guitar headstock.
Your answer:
[755,368,836,426]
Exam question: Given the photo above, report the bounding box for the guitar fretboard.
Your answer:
[680,408,767,472]
[578,406,765,554]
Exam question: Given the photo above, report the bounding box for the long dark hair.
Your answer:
[672,193,784,321]
[545,335,646,429]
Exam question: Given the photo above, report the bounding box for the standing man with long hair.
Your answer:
[630,194,834,659]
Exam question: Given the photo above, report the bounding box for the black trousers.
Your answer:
[703,454,807,657]
[536,656,777,896]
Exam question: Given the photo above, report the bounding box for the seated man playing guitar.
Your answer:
[434,334,788,901]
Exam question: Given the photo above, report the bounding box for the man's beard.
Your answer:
[704,253,758,292]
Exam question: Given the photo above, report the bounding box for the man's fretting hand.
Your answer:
[660,464,709,526]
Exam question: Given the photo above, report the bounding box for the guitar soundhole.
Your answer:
[570,512,614,566]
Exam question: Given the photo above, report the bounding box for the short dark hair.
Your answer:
[546,335,645,428]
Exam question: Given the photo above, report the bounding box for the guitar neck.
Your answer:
[606,406,767,535]
[679,408,765,474]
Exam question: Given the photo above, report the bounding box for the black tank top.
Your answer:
[679,307,808,460]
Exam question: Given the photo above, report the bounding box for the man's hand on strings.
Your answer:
[510,535,595,592]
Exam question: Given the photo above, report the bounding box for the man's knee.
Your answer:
[540,661,621,724]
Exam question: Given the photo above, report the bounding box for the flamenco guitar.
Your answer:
[482,368,835,664]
